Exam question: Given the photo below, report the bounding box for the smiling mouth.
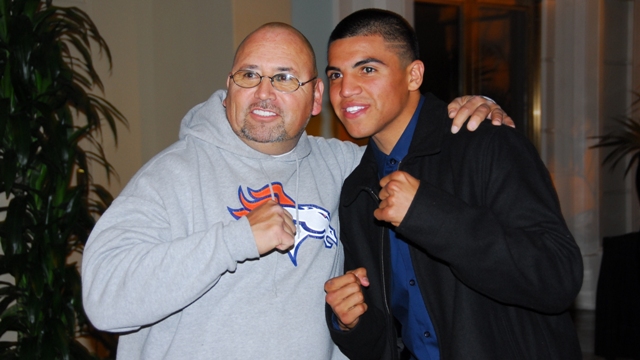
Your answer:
[345,105,365,114]
[252,109,278,117]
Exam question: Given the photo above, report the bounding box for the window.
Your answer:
[415,0,540,142]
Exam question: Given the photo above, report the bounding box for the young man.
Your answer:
[82,22,506,359]
[324,9,583,360]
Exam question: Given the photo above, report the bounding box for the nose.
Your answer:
[339,74,361,98]
[254,76,276,101]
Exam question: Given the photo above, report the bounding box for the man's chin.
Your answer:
[342,126,370,140]
[240,130,287,144]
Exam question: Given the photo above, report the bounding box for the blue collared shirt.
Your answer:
[371,96,440,360]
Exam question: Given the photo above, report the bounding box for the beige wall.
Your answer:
[72,0,298,197]
[233,0,291,48]
[58,0,236,196]
[540,0,602,310]
[540,0,639,310]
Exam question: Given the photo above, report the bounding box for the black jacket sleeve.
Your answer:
[397,125,583,314]
[326,301,390,360]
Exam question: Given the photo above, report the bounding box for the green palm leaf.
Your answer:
[591,115,640,176]
[0,0,124,358]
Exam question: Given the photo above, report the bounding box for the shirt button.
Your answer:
[409,279,416,286]
[389,159,397,165]
[424,331,431,338]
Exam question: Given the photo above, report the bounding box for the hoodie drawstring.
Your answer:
[259,162,279,296]
[259,155,300,297]
[259,157,300,238]
[294,151,300,237]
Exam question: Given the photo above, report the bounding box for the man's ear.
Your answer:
[223,74,232,107]
[311,79,324,116]
[407,60,424,92]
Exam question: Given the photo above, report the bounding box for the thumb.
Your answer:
[349,267,370,287]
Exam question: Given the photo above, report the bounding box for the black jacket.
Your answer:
[328,94,583,359]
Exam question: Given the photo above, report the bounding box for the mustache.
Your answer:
[249,101,282,116]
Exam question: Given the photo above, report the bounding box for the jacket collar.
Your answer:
[341,93,448,206]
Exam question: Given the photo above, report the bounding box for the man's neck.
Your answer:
[239,137,299,156]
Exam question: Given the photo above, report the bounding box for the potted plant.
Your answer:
[0,0,126,358]
[590,91,640,359]
[591,91,640,201]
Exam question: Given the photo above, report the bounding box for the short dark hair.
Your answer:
[329,8,419,64]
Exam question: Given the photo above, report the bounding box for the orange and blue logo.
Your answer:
[228,182,338,266]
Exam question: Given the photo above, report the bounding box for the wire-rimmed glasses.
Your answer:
[229,70,317,93]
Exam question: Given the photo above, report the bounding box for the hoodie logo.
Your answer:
[227,182,338,266]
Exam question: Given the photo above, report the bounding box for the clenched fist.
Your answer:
[325,268,370,331]
[374,171,420,227]
[246,199,296,255]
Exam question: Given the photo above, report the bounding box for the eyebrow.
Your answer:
[325,57,386,74]
[242,64,294,73]
[355,58,385,67]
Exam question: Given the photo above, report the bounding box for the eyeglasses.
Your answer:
[229,70,317,93]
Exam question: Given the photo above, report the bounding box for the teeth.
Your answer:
[346,106,365,113]
[253,109,276,116]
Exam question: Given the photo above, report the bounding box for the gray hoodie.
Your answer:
[82,90,364,359]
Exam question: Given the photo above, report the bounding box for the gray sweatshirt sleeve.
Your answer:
[81,194,259,332]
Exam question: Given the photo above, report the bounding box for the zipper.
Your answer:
[380,226,391,315]
[380,158,402,317]
[393,157,445,358]
[375,187,394,359]
[365,187,380,202]
[363,183,395,357]
[361,186,388,312]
